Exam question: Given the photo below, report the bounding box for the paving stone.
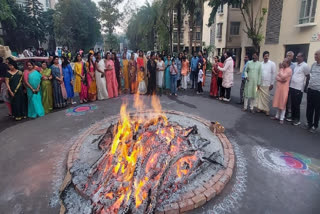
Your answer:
[203,188,217,201]
[192,194,207,208]
[179,199,194,213]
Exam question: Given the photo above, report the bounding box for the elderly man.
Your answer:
[243,52,262,112]
[305,49,320,133]
[289,52,310,126]
[256,51,276,116]
[285,51,296,121]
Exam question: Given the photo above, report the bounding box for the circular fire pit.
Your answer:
[60,110,235,214]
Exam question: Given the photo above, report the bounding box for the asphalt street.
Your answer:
[0,73,319,214]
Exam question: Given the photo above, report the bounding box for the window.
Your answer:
[231,3,240,8]
[299,0,317,24]
[216,23,223,38]
[217,4,224,13]
[230,22,240,35]
[196,32,201,40]
[173,32,178,43]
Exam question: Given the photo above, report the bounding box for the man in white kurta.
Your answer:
[256,51,276,115]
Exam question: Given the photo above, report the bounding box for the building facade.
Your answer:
[205,0,320,69]
[260,0,319,68]
[203,2,243,67]
[172,10,202,54]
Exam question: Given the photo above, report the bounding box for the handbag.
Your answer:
[59,65,68,99]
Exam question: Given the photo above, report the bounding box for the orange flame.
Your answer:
[94,94,198,212]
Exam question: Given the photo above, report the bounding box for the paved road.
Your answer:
[0,74,319,214]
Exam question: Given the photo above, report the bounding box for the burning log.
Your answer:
[98,124,115,150]
[145,150,196,214]
[66,106,224,214]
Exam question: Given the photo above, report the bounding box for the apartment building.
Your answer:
[202,2,243,67]
[172,10,202,53]
[260,0,319,68]
[205,0,320,69]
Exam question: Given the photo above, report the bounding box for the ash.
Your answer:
[60,113,225,214]
[62,184,93,214]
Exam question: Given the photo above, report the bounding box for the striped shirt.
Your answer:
[308,62,320,91]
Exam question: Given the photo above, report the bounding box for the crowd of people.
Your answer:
[0,47,319,134]
[209,49,320,133]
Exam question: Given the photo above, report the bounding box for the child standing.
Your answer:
[197,63,204,94]
[138,67,147,95]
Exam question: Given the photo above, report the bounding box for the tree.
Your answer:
[54,0,101,52]
[0,0,15,23]
[184,0,196,55]
[126,1,158,51]
[25,0,46,47]
[176,0,182,53]
[42,9,56,50]
[99,0,124,34]
[1,0,34,51]
[208,0,267,51]
[104,33,120,51]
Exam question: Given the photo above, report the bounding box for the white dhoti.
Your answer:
[256,86,270,112]
[157,71,164,88]
[181,75,188,89]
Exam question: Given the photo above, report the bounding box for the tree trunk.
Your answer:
[177,0,182,53]
[169,8,173,54]
[199,0,204,50]
[189,7,194,55]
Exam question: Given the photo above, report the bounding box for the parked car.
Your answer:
[16,57,50,71]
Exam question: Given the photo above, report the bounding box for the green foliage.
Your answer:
[99,0,124,34]
[105,33,120,51]
[54,0,101,52]
[25,0,46,44]
[0,0,15,24]
[204,44,215,55]
[42,9,56,50]
[2,0,36,51]
[126,1,158,51]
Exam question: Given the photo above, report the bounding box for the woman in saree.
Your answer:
[210,56,220,98]
[105,52,118,98]
[112,52,121,93]
[61,56,75,105]
[164,55,172,91]
[121,53,129,92]
[5,58,27,120]
[26,61,45,118]
[128,53,137,94]
[40,62,53,114]
[86,53,97,101]
[51,56,67,108]
[74,54,88,103]
[95,52,109,100]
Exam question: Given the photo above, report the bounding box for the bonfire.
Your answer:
[64,95,223,214]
